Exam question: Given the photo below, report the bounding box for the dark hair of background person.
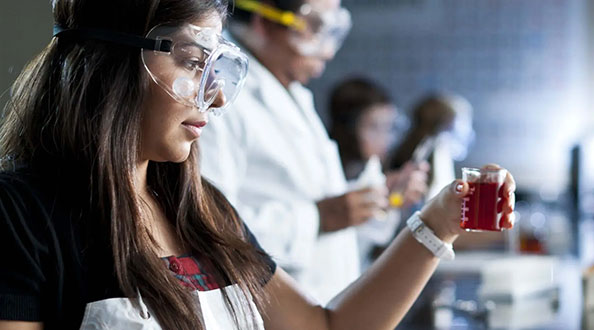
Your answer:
[229,0,305,24]
[328,77,392,174]
[0,0,270,329]
[388,94,456,170]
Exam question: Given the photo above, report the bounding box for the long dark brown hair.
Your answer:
[328,77,392,178]
[0,0,270,329]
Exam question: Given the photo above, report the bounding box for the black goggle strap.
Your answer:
[52,24,172,53]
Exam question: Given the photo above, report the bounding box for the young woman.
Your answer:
[328,77,431,269]
[0,0,516,329]
[329,77,429,206]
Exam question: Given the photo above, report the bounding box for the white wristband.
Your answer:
[406,211,455,260]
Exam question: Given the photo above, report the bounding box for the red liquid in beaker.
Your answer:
[460,182,502,231]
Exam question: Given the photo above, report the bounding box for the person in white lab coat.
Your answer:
[328,77,430,270]
[200,0,385,303]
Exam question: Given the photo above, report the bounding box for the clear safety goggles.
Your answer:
[358,112,409,150]
[142,24,249,115]
[52,23,249,116]
[235,0,352,57]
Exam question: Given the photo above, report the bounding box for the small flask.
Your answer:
[354,155,387,221]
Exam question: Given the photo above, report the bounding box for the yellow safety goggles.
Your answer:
[235,0,352,57]
[235,0,308,32]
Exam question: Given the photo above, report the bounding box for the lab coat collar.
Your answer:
[225,31,319,137]
[225,32,309,104]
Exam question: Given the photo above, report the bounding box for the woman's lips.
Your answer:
[181,121,207,138]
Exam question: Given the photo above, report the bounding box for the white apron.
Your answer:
[79,284,264,330]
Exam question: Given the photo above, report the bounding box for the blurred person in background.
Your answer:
[389,93,475,200]
[199,0,388,303]
[389,93,505,250]
[328,77,430,269]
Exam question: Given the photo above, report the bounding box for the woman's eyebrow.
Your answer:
[176,42,206,55]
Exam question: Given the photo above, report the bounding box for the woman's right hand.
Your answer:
[418,164,516,244]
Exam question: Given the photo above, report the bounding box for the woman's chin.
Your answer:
[170,150,191,163]
[143,140,195,163]
[156,147,192,163]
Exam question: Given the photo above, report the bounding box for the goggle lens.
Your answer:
[142,24,248,115]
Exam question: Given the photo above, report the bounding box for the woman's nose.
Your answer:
[210,88,227,109]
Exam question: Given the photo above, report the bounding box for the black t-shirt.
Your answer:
[0,171,276,329]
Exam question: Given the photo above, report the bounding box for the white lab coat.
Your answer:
[200,42,359,304]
